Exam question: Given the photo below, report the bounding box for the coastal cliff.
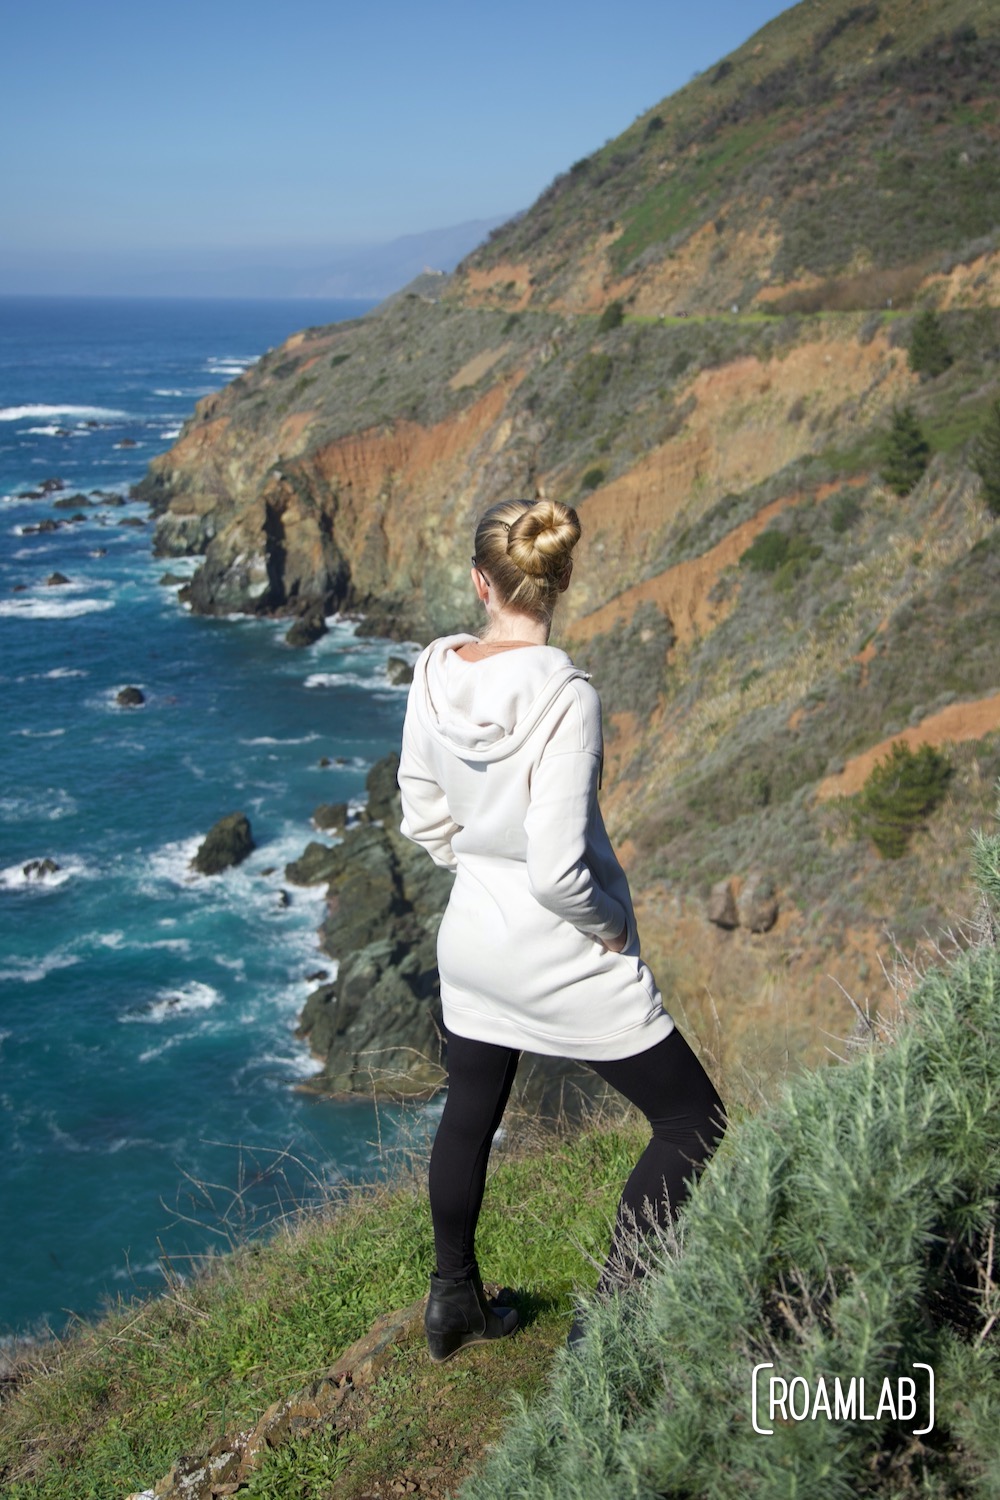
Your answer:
[136,0,1000,1078]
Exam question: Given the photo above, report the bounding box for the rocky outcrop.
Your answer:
[116,686,146,708]
[707,876,778,934]
[191,814,255,876]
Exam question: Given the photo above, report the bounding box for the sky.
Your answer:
[1,0,793,294]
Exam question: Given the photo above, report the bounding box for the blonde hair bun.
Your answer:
[506,500,581,578]
[473,498,582,624]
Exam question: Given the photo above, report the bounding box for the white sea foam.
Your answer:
[159,426,183,440]
[11,728,66,739]
[0,789,78,822]
[153,389,188,397]
[0,597,114,620]
[42,667,88,680]
[122,980,223,1025]
[143,834,204,888]
[25,425,67,437]
[0,952,80,984]
[214,955,246,977]
[0,404,127,422]
[304,671,370,689]
[238,733,320,747]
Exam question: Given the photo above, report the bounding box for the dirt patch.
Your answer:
[448,343,512,391]
[816,692,1000,801]
[571,478,863,645]
[459,261,535,310]
[562,331,908,623]
[924,248,1000,311]
[279,409,319,450]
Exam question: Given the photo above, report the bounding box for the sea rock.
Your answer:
[45,572,70,587]
[100,494,126,507]
[116,686,146,708]
[158,571,189,586]
[737,874,779,934]
[191,813,255,875]
[386,656,414,686]
[115,438,137,449]
[313,802,348,834]
[118,516,147,528]
[40,477,65,494]
[285,841,345,888]
[285,610,328,648]
[707,879,739,929]
[52,494,92,510]
[22,858,61,880]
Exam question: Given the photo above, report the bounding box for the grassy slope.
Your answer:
[463,820,1000,1499]
[0,1118,653,1500]
[464,0,1000,306]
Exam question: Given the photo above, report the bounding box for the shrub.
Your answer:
[970,397,1000,517]
[881,405,931,496]
[908,309,953,378]
[830,490,862,533]
[597,301,625,333]
[464,812,1000,1500]
[851,740,952,858]
[580,467,607,492]
[740,528,789,573]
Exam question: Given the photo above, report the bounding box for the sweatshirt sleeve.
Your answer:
[523,682,627,942]
[398,701,460,872]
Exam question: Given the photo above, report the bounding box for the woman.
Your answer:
[398,497,725,1362]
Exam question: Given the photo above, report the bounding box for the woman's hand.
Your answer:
[601,921,629,954]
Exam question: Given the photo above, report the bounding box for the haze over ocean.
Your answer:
[0,296,423,1337]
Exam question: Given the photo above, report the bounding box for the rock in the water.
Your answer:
[52,494,92,510]
[192,813,255,875]
[158,572,189,586]
[285,610,328,648]
[313,802,348,833]
[116,685,145,708]
[22,858,61,880]
[285,841,345,887]
[45,572,70,587]
[707,879,738,929]
[115,438,137,449]
[386,656,413,686]
[737,874,779,933]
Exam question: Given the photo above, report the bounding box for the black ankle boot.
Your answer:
[424,1267,518,1364]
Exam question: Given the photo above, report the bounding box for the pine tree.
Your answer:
[970,398,1000,518]
[881,405,931,496]
[908,309,952,378]
[852,740,951,858]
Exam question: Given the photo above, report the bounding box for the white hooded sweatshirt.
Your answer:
[397,633,674,1061]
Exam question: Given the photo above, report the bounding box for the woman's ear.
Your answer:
[472,566,490,606]
[558,559,573,593]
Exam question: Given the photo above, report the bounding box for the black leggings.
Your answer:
[428,1026,726,1286]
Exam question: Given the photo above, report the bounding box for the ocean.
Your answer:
[0,296,422,1338]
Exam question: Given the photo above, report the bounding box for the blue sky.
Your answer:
[2,0,791,287]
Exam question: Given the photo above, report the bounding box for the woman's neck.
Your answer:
[480,609,550,647]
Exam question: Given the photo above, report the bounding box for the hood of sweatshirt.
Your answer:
[409,634,589,762]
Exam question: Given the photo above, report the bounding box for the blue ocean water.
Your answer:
[0,297,424,1338]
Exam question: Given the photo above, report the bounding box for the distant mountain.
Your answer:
[0,217,514,300]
